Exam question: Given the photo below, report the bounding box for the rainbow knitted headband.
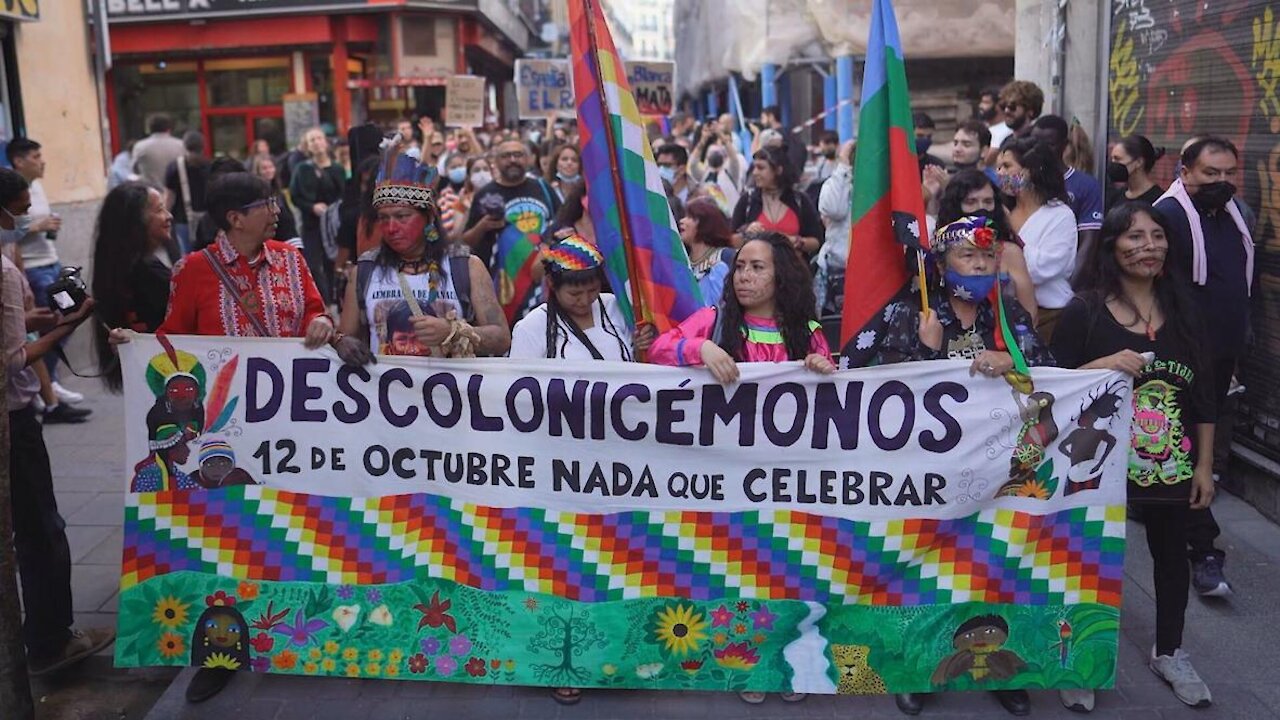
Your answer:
[933,215,1001,255]
[199,437,235,465]
[543,234,604,274]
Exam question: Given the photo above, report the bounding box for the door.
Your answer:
[206,110,285,159]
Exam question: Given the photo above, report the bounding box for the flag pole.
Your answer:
[916,250,930,317]
[580,0,651,355]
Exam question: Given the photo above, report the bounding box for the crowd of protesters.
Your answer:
[1,75,1255,715]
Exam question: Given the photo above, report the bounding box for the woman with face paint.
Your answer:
[996,137,1079,343]
[1049,203,1216,712]
[339,140,510,358]
[1106,135,1165,209]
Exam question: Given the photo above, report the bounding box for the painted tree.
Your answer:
[526,606,607,685]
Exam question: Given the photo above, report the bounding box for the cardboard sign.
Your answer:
[626,61,675,116]
[515,58,576,119]
[445,75,486,127]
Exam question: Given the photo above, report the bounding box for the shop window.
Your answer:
[207,58,290,108]
[403,16,437,57]
[113,63,200,145]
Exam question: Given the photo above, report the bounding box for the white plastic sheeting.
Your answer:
[675,0,1016,95]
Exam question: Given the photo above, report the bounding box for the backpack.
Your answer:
[355,250,474,325]
[320,200,342,261]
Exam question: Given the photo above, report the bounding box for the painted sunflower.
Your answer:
[152,596,190,629]
[652,603,708,657]
[1015,479,1051,500]
[157,632,185,658]
[202,652,242,670]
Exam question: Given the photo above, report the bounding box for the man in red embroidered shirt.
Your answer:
[160,172,335,346]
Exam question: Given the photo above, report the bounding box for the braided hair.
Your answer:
[543,266,631,360]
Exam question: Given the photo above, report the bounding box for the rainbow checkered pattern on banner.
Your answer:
[122,487,1124,607]
[569,0,702,331]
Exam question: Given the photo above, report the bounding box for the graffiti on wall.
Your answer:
[1109,0,1280,456]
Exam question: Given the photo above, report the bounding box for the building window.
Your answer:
[403,16,437,57]
[206,58,290,108]
[113,63,201,145]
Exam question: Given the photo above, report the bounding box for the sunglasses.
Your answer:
[239,197,280,213]
[1000,103,1020,113]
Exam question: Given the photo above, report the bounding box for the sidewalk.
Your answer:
[32,373,1280,720]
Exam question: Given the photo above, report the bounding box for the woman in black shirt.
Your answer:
[1050,202,1215,710]
[92,182,173,391]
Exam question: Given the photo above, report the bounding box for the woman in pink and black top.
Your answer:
[650,230,835,387]
[730,145,824,259]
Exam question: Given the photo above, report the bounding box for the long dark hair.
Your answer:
[555,181,587,228]
[1077,203,1205,371]
[1117,134,1164,173]
[1000,137,1068,204]
[543,266,630,360]
[92,181,159,391]
[937,169,1014,238]
[718,231,818,361]
[372,205,448,271]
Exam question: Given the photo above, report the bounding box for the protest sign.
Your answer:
[626,61,675,116]
[515,58,576,119]
[445,75,486,127]
[115,335,1127,694]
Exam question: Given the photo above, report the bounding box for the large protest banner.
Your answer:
[116,335,1127,694]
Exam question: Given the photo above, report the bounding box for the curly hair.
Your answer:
[998,80,1045,117]
[718,230,817,361]
[999,137,1068,204]
[751,145,797,191]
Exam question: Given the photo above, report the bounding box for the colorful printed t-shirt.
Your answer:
[649,306,832,366]
[463,178,561,324]
[363,262,463,357]
[1050,297,1216,503]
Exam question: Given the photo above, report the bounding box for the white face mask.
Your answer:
[470,171,493,188]
[0,207,24,244]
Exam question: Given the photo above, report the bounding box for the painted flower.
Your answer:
[321,658,337,673]
[733,623,746,635]
[369,605,394,627]
[635,662,664,679]
[157,632,185,658]
[505,659,515,672]
[680,659,704,675]
[308,647,323,661]
[332,605,361,632]
[237,581,260,601]
[250,601,290,632]
[735,601,750,613]
[714,642,761,671]
[448,634,472,656]
[250,632,275,654]
[1015,479,1052,500]
[713,632,728,646]
[386,663,400,678]
[205,590,235,607]
[345,663,361,677]
[303,661,319,674]
[523,598,538,611]
[367,649,384,662]
[465,657,487,677]
[749,605,776,631]
[275,609,329,647]
[152,596,190,629]
[342,647,359,662]
[710,604,734,628]
[365,662,381,676]
[435,656,458,677]
[601,663,617,676]
[490,658,501,670]
[366,588,383,604]
[324,640,340,655]
[203,652,242,670]
[336,585,355,601]
[414,590,457,633]
[388,649,404,664]
[250,656,271,673]
[409,653,429,674]
[421,636,441,655]
[652,603,708,657]
[752,633,767,645]
[272,649,299,670]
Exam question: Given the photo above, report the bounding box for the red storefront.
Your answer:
[103,1,534,157]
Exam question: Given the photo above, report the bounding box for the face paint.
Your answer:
[380,209,428,255]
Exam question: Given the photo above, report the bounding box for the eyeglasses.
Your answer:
[496,151,526,161]
[1000,103,1020,112]
[239,197,279,213]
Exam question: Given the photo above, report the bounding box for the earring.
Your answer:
[424,223,441,244]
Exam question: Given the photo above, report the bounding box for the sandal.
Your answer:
[738,691,767,704]
[552,687,583,705]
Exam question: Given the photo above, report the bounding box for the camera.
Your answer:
[46,266,89,315]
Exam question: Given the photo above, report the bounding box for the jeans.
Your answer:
[24,262,64,379]
[1144,503,1190,656]
[9,406,74,660]
[1187,354,1236,562]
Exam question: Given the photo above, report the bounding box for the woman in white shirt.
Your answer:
[509,234,653,361]
[996,136,1079,342]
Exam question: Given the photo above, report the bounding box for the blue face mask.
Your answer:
[944,269,998,302]
[658,166,677,184]
[557,172,581,184]
[447,167,467,185]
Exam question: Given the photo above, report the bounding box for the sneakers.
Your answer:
[1191,555,1232,597]
[42,403,92,424]
[1059,688,1095,713]
[29,627,116,676]
[51,381,84,404]
[1149,647,1212,707]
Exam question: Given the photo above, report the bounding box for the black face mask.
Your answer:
[822,148,837,159]
[1106,161,1130,184]
[1192,181,1237,212]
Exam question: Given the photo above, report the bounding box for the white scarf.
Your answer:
[1156,178,1254,295]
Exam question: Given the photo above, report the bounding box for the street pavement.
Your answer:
[27,199,1280,718]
